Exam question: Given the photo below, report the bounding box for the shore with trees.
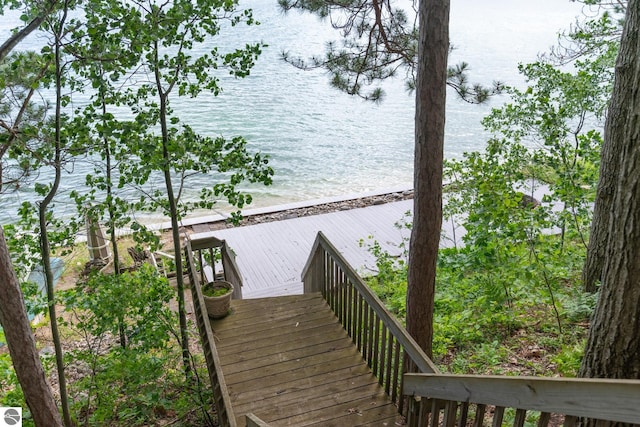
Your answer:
[3,0,640,425]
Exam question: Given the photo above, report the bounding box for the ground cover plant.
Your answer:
[0,257,215,427]
[364,223,595,377]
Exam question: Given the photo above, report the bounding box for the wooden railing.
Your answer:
[302,231,439,418]
[188,234,243,299]
[302,232,640,426]
[244,413,271,427]
[184,237,237,427]
[403,373,640,426]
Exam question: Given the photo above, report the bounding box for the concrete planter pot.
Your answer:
[202,281,234,319]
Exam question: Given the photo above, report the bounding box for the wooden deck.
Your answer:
[191,199,460,299]
[209,293,406,426]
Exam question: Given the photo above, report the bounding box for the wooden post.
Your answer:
[302,234,326,294]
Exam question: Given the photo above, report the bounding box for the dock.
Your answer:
[188,197,459,299]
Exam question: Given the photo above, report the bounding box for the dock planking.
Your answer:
[209,293,406,426]
[191,199,434,298]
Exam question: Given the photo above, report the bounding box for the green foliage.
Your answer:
[552,340,586,377]
[60,265,174,350]
[360,36,611,376]
[548,4,623,66]
[0,51,51,193]
[60,0,275,254]
[560,288,598,323]
[203,282,232,297]
[362,238,407,318]
[2,208,78,318]
[73,0,275,220]
[65,345,214,426]
[445,54,610,253]
[279,0,503,102]
[448,341,508,374]
[69,349,162,425]
[57,265,214,426]
[365,234,591,376]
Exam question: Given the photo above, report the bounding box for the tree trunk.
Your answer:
[580,0,640,379]
[406,0,449,358]
[0,13,46,62]
[582,0,630,295]
[38,12,73,424]
[155,65,191,378]
[582,74,626,293]
[0,228,63,427]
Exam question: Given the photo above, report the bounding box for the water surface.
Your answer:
[0,0,586,223]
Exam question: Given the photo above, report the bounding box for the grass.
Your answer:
[202,282,232,297]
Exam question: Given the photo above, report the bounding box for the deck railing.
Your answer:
[403,373,640,426]
[302,231,439,417]
[184,237,237,427]
[188,234,243,299]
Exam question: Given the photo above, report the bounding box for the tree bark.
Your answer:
[0,228,63,427]
[582,65,627,293]
[406,0,449,357]
[582,0,630,295]
[580,0,640,379]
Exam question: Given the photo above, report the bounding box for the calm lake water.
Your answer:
[0,0,586,224]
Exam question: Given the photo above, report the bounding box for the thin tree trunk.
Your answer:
[164,146,192,379]
[37,7,72,424]
[0,228,63,427]
[406,0,449,358]
[154,53,191,377]
[580,0,640,379]
[99,85,126,349]
[100,87,120,276]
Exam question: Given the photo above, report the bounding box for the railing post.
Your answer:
[302,233,326,294]
[303,248,323,293]
[221,241,243,299]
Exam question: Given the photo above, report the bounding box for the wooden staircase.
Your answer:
[211,293,405,426]
[185,232,640,427]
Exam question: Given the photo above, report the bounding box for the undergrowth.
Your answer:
[0,265,214,427]
[363,234,594,377]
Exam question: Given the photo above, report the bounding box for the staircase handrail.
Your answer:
[184,237,237,427]
[403,372,640,425]
[302,231,439,417]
